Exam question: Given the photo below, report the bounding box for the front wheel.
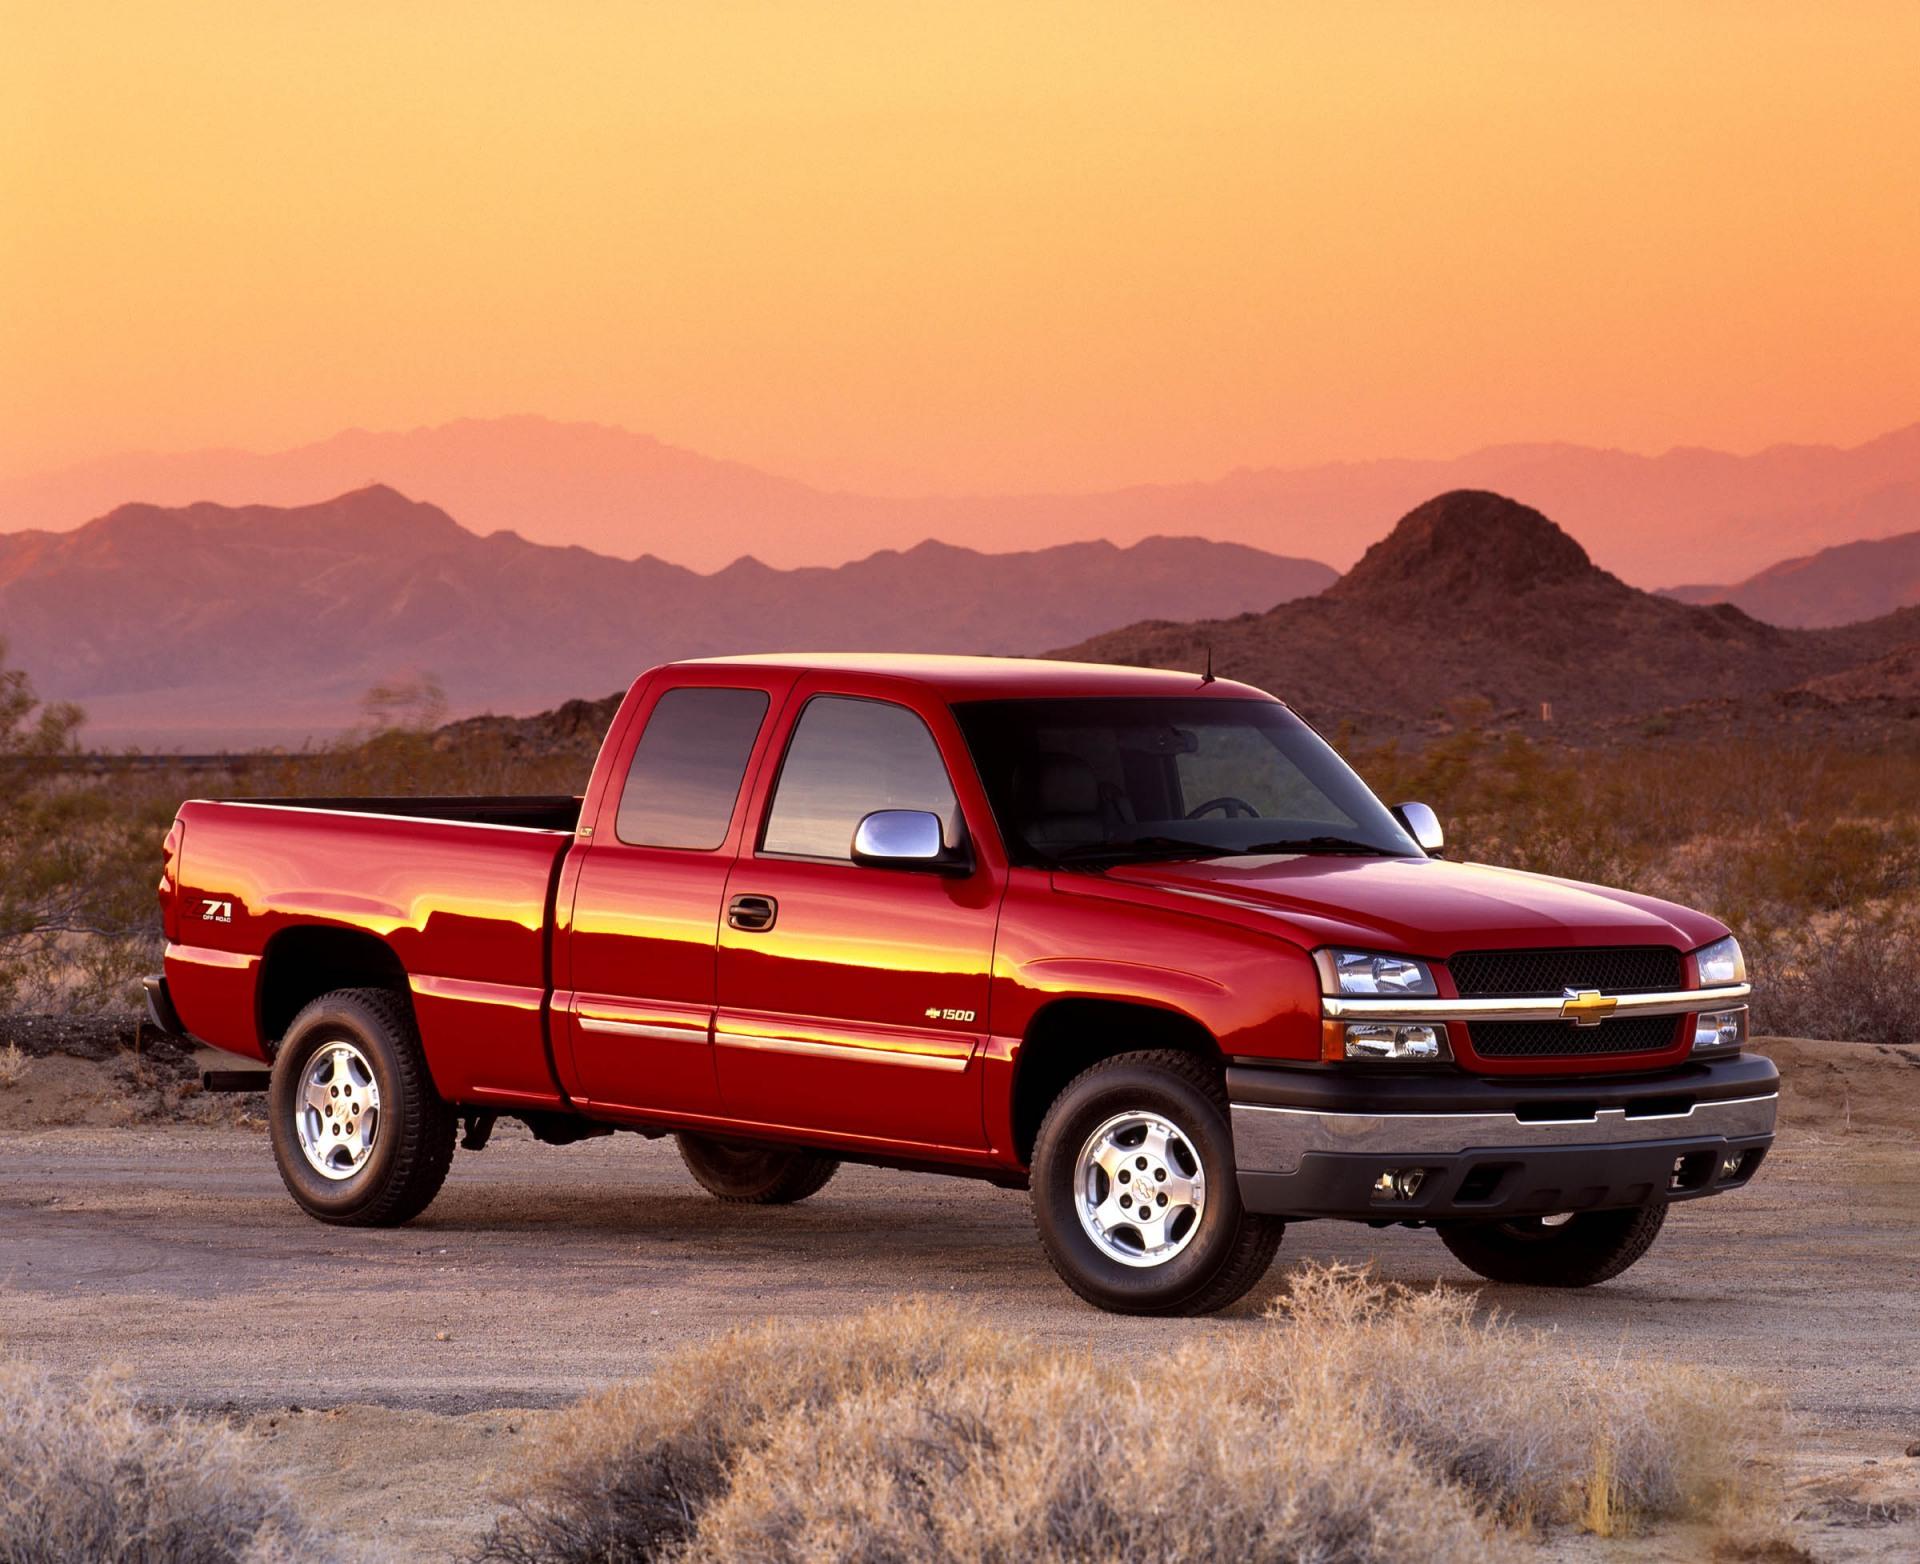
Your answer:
[268,987,457,1227]
[675,1133,839,1204]
[1030,1050,1282,1315]
[1438,1202,1668,1287]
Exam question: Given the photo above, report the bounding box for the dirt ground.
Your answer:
[2,1034,1917,1560]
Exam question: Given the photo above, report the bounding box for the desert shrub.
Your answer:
[1745,911,1920,1043]
[478,1301,1041,1563]
[1346,722,1920,919]
[481,1268,1775,1563]
[1241,1264,1774,1528]
[685,1358,1488,1564]
[1728,818,1920,914]
[0,1360,338,1563]
[0,1042,29,1087]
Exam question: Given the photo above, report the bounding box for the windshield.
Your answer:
[954,697,1420,866]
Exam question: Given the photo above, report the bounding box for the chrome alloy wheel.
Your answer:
[1073,1110,1207,1268]
[294,1041,381,1180]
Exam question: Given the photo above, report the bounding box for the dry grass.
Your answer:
[1744,911,1920,1043]
[479,1266,1779,1563]
[0,1041,30,1087]
[1247,1265,1776,1528]
[0,1360,339,1563]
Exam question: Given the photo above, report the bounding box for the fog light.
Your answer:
[1691,1006,1748,1052]
[1719,1154,1742,1178]
[1371,1168,1427,1201]
[1344,1023,1447,1061]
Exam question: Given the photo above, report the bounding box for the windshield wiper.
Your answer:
[1236,835,1398,856]
[1046,835,1241,865]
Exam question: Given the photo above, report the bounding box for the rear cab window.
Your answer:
[614,686,771,849]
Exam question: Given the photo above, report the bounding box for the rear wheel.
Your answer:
[268,987,456,1226]
[1438,1202,1667,1287]
[1030,1049,1282,1315]
[675,1133,839,1204]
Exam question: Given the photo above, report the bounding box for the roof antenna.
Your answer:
[1200,643,1216,684]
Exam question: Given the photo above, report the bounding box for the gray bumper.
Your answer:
[142,973,187,1037]
[1229,1054,1778,1221]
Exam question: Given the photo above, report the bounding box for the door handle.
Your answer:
[727,894,778,932]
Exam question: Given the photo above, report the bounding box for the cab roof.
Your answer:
[672,652,1277,704]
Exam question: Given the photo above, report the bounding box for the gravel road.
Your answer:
[2,1037,1917,1558]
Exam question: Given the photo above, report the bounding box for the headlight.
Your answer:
[1315,948,1438,997]
[1694,935,1746,987]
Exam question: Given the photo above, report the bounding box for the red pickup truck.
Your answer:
[149,654,1775,1314]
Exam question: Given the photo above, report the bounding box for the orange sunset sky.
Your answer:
[4,2,1919,499]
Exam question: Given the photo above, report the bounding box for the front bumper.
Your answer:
[1229,1053,1778,1221]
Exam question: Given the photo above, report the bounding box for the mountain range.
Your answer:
[1664,528,1920,628]
[0,487,1332,745]
[5,415,1920,587]
[1057,490,1920,739]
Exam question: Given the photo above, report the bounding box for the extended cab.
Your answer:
[149,655,1776,1314]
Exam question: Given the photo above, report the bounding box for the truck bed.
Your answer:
[165,795,582,1104]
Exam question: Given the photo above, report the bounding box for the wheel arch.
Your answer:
[256,925,412,1051]
[1009,997,1222,1165]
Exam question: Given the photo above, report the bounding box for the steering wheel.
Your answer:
[1186,795,1259,820]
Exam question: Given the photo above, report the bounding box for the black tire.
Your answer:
[675,1133,839,1204]
[1438,1202,1668,1287]
[1029,1049,1283,1316]
[268,987,457,1227]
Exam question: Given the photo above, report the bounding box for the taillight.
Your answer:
[158,818,184,942]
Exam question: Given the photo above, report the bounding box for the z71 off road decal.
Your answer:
[201,898,233,923]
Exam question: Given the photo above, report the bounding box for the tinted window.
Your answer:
[954,697,1417,865]
[614,687,769,849]
[762,696,960,860]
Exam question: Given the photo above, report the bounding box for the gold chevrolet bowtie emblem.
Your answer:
[1560,988,1617,1026]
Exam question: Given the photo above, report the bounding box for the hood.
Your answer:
[1069,853,1726,959]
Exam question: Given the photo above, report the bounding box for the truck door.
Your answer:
[715,686,1004,1150]
[558,668,791,1115]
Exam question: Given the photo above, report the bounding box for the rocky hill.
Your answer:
[1056,490,1920,738]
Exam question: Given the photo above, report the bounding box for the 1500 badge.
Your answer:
[924,1007,976,1023]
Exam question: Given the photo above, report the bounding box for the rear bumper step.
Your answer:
[142,973,187,1038]
[202,1069,272,1093]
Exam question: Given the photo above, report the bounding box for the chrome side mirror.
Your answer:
[852,809,966,873]
[1392,801,1445,855]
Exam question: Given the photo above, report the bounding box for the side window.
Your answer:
[762,696,961,861]
[614,687,770,849]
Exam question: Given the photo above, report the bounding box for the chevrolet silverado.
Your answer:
[148,655,1775,1314]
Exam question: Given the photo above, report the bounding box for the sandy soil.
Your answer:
[2,1035,1917,1559]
